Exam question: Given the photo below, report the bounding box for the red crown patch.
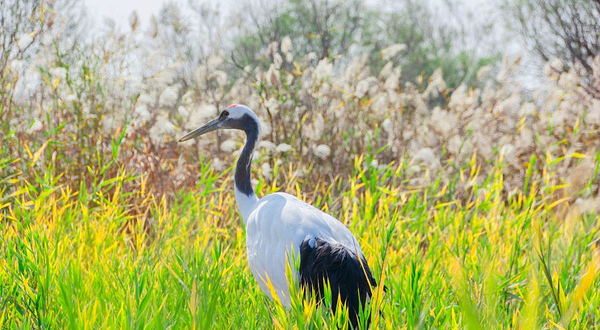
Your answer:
[225,104,239,109]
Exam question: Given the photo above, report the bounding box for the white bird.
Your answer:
[179,104,377,328]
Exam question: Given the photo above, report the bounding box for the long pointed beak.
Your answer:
[178,118,220,142]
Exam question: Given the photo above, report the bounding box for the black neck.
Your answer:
[234,115,259,196]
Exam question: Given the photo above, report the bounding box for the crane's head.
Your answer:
[179,104,260,142]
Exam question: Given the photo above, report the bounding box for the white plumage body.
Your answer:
[244,192,363,306]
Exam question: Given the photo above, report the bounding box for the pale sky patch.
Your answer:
[84,0,183,29]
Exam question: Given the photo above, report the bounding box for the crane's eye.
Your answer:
[221,110,229,119]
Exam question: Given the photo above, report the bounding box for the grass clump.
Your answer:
[1,152,598,329]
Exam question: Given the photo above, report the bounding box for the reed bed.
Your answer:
[1,148,598,328]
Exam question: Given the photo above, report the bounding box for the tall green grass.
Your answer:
[1,149,598,329]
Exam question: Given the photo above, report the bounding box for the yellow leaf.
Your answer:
[546,197,570,211]
[561,257,598,326]
[23,143,33,159]
[571,261,596,305]
[567,153,588,159]
[549,320,567,330]
[435,201,457,209]
[31,140,49,166]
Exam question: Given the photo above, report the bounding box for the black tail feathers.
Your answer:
[299,237,377,329]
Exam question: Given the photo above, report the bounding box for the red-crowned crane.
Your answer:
[179,104,377,328]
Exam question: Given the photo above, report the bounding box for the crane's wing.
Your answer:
[245,192,367,307]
